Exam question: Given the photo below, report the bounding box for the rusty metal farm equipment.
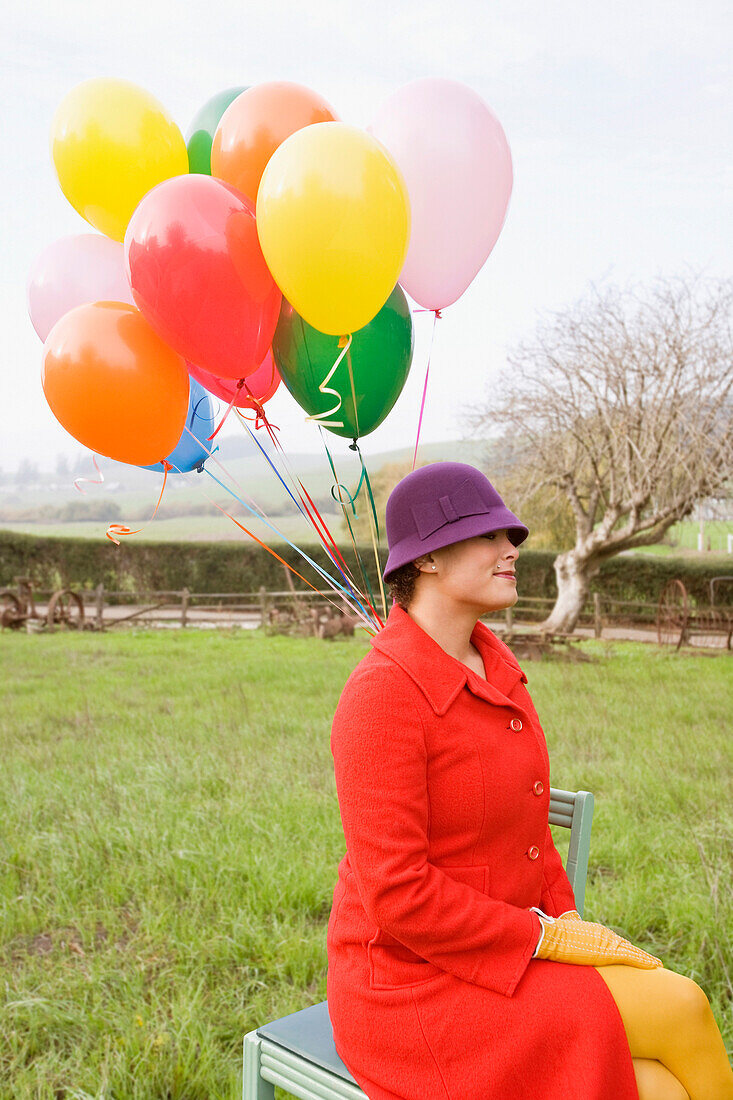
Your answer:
[0,577,86,632]
[656,576,733,650]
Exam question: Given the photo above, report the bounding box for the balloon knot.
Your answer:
[338,334,349,349]
[349,438,359,452]
[236,377,245,389]
[162,460,172,472]
[434,309,442,320]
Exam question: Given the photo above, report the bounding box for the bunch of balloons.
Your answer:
[30,75,512,470]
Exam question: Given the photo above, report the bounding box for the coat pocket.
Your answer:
[367,928,445,990]
[367,865,489,990]
[440,863,488,893]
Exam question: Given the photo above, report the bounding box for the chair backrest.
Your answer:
[548,786,594,917]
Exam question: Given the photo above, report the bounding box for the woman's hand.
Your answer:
[534,912,663,969]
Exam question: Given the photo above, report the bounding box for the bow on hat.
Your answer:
[410,478,493,540]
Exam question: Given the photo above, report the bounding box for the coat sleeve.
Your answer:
[331,666,543,998]
[538,824,579,917]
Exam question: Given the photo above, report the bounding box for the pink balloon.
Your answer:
[27,234,133,341]
[187,350,281,409]
[369,79,513,311]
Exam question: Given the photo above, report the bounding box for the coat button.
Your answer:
[509,718,523,731]
[527,845,540,860]
[533,780,544,796]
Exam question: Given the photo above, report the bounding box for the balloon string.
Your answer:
[106,460,171,545]
[412,309,441,471]
[322,437,379,623]
[320,428,385,629]
[178,429,379,630]
[184,424,279,523]
[304,334,352,429]
[329,464,366,513]
[233,411,373,614]
[231,411,329,532]
[345,344,361,440]
[233,382,281,447]
[207,378,247,441]
[74,454,105,494]
[198,466,378,630]
[351,439,388,621]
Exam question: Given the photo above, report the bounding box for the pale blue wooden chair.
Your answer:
[243,786,594,1100]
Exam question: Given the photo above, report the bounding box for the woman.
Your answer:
[326,462,733,1100]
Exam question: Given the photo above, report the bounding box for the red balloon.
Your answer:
[188,350,281,409]
[124,174,281,379]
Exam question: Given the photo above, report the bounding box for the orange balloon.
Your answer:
[211,81,338,204]
[42,302,189,466]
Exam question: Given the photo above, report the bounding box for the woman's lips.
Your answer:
[494,572,516,580]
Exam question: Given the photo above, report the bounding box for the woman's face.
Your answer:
[418,530,520,613]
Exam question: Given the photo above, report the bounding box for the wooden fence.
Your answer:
[1,581,667,637]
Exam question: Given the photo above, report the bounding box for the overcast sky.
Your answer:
[3,0,731,473]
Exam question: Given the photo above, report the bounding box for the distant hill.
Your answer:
[0,437,499,539]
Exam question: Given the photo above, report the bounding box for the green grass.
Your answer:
[1,631,731,1098]
[0,510,345,543]
[627,519,733,557]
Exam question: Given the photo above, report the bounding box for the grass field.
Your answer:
[1,631,731,1098]
[0,510,345,544]
[627,519,733,558]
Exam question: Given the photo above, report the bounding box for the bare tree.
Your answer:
[466,274,733,633]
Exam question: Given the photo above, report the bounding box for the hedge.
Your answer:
[1,531,729,608]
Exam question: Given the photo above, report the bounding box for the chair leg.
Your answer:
[243,1030,276,1100]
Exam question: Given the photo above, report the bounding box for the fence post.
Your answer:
[593,592,602,639]
[95,583,105,631]
[259,586,270,628]
[505,605,513,638]
[181,587,190,628]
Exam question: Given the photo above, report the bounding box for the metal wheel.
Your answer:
[46,589,85,631]
[657,579,689,649]
[691,608,724,649]
[0,589,24,630]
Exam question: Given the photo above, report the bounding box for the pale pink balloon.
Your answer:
[369,78,513,311]
[27,234,134,341]
[187,351,281,409]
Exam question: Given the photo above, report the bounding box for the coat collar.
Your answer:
[371,602,527,716]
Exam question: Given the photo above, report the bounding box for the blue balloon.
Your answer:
[142,378,216,473]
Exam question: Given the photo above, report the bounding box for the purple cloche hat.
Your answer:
[383,462,529,582]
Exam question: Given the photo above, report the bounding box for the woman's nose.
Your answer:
[501,537,519,561]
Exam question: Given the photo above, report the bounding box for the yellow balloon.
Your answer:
[256,122,410,336]
[51,78,189,242]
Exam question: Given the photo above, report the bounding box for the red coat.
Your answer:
[326,602,638,1100]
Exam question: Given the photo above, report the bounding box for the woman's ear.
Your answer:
[413,554,435,574]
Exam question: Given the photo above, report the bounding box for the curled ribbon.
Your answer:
[74,454,105,494]
[304,333,352,429]
[106,460,171,545]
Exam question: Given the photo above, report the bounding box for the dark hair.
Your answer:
[386,561,421,608]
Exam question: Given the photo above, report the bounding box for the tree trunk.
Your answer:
[541,550,599,634]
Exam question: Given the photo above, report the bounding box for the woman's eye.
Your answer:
[482,533,497,540]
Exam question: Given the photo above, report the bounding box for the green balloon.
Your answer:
[273,286,414,440]
[185,86,248,175]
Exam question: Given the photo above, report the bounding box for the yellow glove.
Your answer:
[531,909,662,968]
